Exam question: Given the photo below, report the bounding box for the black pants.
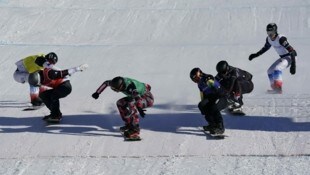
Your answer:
[233,79,254,95]
[198,98,223,125]
[231,79,254,105]
[39,81,72,116]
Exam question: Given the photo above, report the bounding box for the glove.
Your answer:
[68,64,89,75]
[290,50,297,57]
[137,107,146,118]
[290,61,296,75]
[249,53,259,61]
[206,79,215,87]
[92,92,99,99]
[76,63,89,71]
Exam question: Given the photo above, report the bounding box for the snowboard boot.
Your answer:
[124,125,140,139]
[228,100,242,112]
[268,80,282,94]
[210,123,225,135]
[120,124,131,133]
[227,95,243,109]
[203,124,215,131]
[42,114,52,121]
[31,97,43,106]
[46,112,63,122]
[228,98,243,112]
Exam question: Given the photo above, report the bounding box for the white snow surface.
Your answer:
[0,0,309,174]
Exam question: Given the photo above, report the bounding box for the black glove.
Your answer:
[249,53,259,61]
[137,107,146,118]
[290,50,297,57]
[290,61,296,75]
[92,92,100,99]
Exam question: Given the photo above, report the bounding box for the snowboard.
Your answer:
[266,89,282,94]
[22,105,44,111]
[124,136,142,141]
[200,127,227,139]
[45,118,62,124]
[227,107,246,116]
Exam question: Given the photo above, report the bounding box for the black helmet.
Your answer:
[190,67,202,83]
[216,60,229,74]
[45,52,58,64]
[266,23,277,32]
[266,23,277,37]
[110,76,125,92]
[28,72,41,86]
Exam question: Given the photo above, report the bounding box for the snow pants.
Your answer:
[39,81,72,116]
[267,56,294,89]
[232,78,254,96]
[198,98,223,126]
[116,85,154,126]
[230,78,254,105]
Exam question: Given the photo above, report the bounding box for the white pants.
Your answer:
[267,56,293,86]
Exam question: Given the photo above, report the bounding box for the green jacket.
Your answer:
[121,77,146,97]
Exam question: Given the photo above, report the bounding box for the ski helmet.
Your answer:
[45,52,58,64]
[266,23,277,37]
[190,67,202,83]
[110,76,125,92]
[28,72,41,86]
[216,60,229,74]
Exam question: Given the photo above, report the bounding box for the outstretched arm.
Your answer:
[249,38,271,61]
[47,64,88,79]
[92,80,110,99]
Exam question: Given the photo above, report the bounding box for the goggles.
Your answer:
[267,31,276,38]
[111,84,124,92]
[111,86,120,92]
[191,71,201,83]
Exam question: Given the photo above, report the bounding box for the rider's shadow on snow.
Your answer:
[0,114,124,137]
[0,113,204,136]
[142,114,310,134]
[223,114,310,132]
[0,104,309,136]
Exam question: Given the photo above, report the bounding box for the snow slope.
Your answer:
[0,0,309,174]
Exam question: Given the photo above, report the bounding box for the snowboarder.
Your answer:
[27,64,88,122]
[215,60,253,112]
[190,67,225,135]
[248,23,297,94]
[91,76,154,140]
[13,52,58,106]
